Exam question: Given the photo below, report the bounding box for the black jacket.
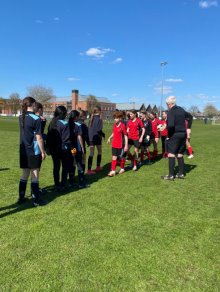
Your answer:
[167,105,193,138]
[46,119,70,154]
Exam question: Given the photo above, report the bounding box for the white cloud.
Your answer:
[184,93,219,104]
[67,77,80,82]
[35,19,43,24]
[81,47,114,59]
[112,57,123,64]
[154,86,173,95]
[199,1,218,8]
[112,93,120,97]
[54,17,60,21]
[165,78,183,83]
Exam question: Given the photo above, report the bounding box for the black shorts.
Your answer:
[128,139,140,148]
[20,154,42,169]
[141,137,151,147]
[112,147,124,158]
[167,134,186,155]
[89,134,102,146]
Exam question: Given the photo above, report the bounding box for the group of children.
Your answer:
[18,97,193,206]
[107,109,194,176]
[46,105,105,190]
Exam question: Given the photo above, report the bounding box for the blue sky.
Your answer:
[0,0,219,110]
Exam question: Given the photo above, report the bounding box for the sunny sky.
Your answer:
[0,0,219,110]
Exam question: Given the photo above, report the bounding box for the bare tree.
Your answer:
[26,85,56,103]
[188,105,199,116]
[7,92,21,116]
[86,95,100,114]
[0,97,5,114]
[203,104,218,118]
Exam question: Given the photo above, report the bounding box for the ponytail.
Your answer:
[89,106,101,128]
[49,106,67,130]
[68,110,79,133]
[21,96,36,128]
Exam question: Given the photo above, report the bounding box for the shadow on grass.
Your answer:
[0,161,113,219]
[0,184,78,219]
[184,163,197,174]
[85,162,111,185]
[174,163,197,175]
[0,168,10,172]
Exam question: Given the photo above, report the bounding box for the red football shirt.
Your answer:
[112,122,127,148]
[159,120,168,137]
[127,118,143,140]
[151,118,159,138]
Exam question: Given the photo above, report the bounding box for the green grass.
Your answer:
[0,117,219,291]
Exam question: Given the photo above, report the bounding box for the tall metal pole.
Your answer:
[160,61,167,117]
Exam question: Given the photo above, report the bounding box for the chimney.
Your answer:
[72,89,79,110]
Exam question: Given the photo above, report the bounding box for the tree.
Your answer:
[203,104,218,118]
[0,97,5,114]
[86,95,100,114]
[188,105,199,116]
[7,92,21,116]
[26,85,56,103]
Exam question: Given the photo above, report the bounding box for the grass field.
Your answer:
[0,117,219,291]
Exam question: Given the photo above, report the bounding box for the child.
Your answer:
[186,120,194,159]
[107,111,128,176]
[149,111,160,160]
[35,102,47,137]
[126,110,145,171]
[158,110,168,158]
[78,109,90,171]
[18,96,47,206]
[139,111,152,164]
[87,106,105,175]
[46,106,71,191]
[68,110,89,188]
[34,102,47,194]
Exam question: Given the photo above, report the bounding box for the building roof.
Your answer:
[55,94,112,103]
[116,103,143,110]
[116,103,158,111]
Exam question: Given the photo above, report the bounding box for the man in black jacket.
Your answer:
[161,96,193,180]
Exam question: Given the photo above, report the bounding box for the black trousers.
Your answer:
[52,152,69,187]
[68,151,85,186]
[161,136,167,153]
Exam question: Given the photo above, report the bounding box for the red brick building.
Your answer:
[0,90,116,119]
[71,90,116,119]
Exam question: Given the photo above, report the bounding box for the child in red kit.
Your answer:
[139,111,152,164]
[107,111,128,176]
[185,120,194,159]
[149,111,160,160]
[158,110,168,158]
[126,110,145,171]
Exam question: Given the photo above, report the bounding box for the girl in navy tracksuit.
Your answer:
[18,96,46,206]
[68,110,89,189]
[46,106,71,191]
[78,109,89,172]
[87,106,105,174]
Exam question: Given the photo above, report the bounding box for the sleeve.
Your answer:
[35,118,42,135]
[122,123,127,136]
[75,124,83,136]
[185,111,193,129]
[96,118,103,132]
[146,121,152,136]
[61,124,71,151]
[139,119,144,128]
[83,124,90,146]
[167,111,175,138]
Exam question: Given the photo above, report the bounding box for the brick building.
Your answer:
[0,90,116,119]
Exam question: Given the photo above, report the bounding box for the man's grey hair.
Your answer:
[166,96,176,105]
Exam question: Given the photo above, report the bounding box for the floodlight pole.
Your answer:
[160,61,168,117]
